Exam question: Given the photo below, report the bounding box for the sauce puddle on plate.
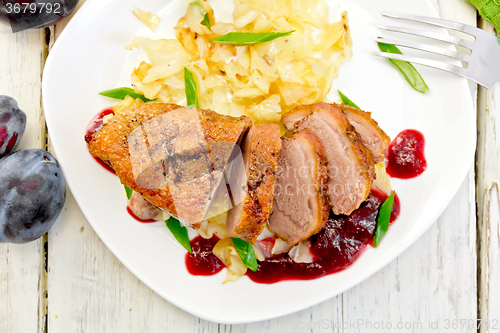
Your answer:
[386,129,427,179]
[85,108,116,175]
[186,236,225,276]
[185,189,400,284]
[126,206,158,223]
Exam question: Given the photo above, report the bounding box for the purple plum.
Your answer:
[0,96,26,158]
[0,149,66,243]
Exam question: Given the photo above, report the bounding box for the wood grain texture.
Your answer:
[4,0,481,332]
[476,19,500,333]
[0,24,48,333]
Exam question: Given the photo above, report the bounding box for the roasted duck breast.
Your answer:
[87,103,251,227]
[226,123,281,244]
[268,130,330,246]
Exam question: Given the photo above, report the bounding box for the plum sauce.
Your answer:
[85,108,116,175]
[186,236,225,276]
[183,190,400,283]
[386,129,427,179]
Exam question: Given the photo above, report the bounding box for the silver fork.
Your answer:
[372,12,500,89]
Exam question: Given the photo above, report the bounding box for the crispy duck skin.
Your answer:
[282,102,389,163]
[334,103,390,163]
[281,102,375,215]
[268,130,330,246]
[86,103,251,226]
[226,123,281,244]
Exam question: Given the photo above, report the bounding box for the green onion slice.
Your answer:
[231,237,258,272]
[201,13,211,31]
[99,87,151,102]
[338,90,360,109]
[184,67,199,108]
[124,185,133,200]
[166,218,192,254]
[209,31,294,45]
[377,40,429,94]
[373,191,396,248]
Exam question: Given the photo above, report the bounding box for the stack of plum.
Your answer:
[0,96,66,243]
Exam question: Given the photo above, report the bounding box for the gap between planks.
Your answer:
[476,16,500,333]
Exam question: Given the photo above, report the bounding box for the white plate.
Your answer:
[42,0,475,324]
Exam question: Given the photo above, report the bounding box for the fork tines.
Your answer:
[372,12,500,88]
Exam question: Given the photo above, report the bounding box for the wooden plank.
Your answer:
[0,24,49,333]
[476,18,500,333]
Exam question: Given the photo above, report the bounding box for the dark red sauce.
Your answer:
[247,190,400,283]
[386,129,427,179]
[186,236,225,276]
[92,156,116,175]
[126,206,157,223]
[86,108,116,175]
[85,108,114,142]
[185,190,400,283]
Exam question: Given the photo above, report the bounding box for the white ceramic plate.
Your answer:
[42,0,475,324]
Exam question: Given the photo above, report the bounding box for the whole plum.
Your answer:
[0,1,79,32]
[0,96,26,158]
[0,149,66,243]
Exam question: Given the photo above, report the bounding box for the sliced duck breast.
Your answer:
[281,102,374,215]
[335,103,390,163]
[226,123,281,243]
[282,102,390,163]
[268,130,330,246]
[87,103,251,227]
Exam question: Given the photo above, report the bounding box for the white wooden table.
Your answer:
[1,0,498,332]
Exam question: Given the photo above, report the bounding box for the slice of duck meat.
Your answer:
[268,130,330,246]
[334,103,390,163]
[87,103,251,227]
[281,102,375,215]
[282,102,390,163]
[226,123,281,244]
[127,191,162,221]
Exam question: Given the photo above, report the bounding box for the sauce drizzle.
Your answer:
[85,108,116,175]
[186,236,225,276]
[126,207,158,223]
[386,129,427,179]
[183,190,400,284]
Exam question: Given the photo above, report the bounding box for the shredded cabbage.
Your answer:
[212,238,248,283]
[288,240,314,263]
[112,95,144,113]
[198,212,228,239]
[125,0,352,123]
[373,162,392,195]
[132,8,161,32]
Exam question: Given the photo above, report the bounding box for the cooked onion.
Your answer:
[132,8,161,32]
[125,0,352,123]
[212,237,247,283]
[373,162,392,195]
